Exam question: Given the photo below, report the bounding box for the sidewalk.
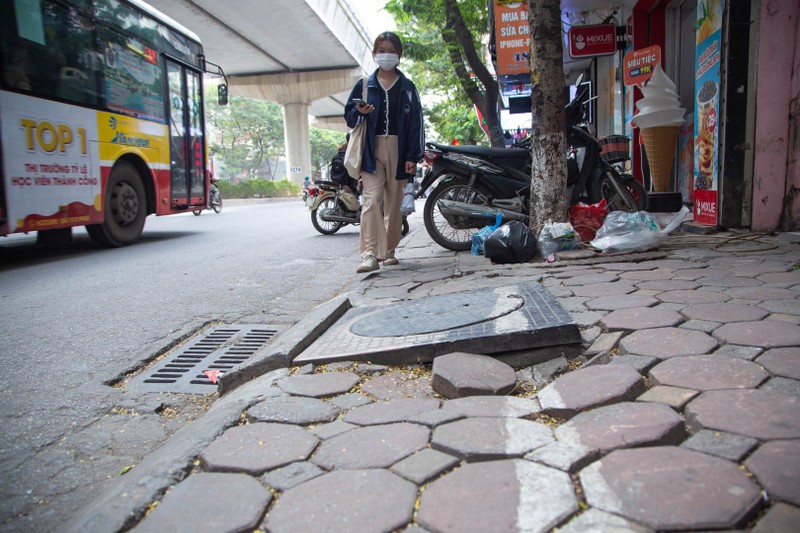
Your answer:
[69,218,800,533]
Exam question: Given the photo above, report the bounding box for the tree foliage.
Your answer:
[309,128,346,179]
[385,0,504,146]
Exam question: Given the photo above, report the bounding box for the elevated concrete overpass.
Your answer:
[153,0,377,184]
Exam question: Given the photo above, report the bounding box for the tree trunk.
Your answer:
[528,0,568,229]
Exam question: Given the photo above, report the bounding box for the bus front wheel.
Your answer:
[87,162,147,247]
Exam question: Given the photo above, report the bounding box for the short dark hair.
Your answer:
[373,32,403,56]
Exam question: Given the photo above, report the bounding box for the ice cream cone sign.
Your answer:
[632,64,686,192]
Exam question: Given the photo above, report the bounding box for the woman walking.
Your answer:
[344,31,424,273]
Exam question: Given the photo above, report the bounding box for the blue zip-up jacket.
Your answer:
[344,69,424,180]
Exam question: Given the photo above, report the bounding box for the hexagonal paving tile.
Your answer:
[620,327,718,358]
[418,459,578,533]
[431,417,554,461]
[745,439,800,506]
[276,372,360,397]
[555,402,684,452]
[756,347,800,379]
[601,307,683,331]
[649,355,768,391]
[580,446,762,531]
[571,282,636,298]
[655,289,730,305]
[714,321,800,349]
[431,352,516,398]
[200,423,319,475]
[538,364,645,417]
[585,293,659,310]
[635,279,700,291]
[441,396,540,418]
[245,396,339,425]
[133,473,271,533]
[311,422,429,470]
[266,469,416,533]
[343,398,441,426]
[685,389,800,439]
[725,286,795,301]
[681,302,769,323]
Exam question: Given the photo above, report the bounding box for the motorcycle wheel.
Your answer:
[600,172,641,213]
[311,197,343,235]
[401,217,409,236]
[192,209,202,216]
[423,176,491,251]
[212,196,222,213]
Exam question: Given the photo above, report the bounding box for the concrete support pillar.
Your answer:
[283,102,311,186]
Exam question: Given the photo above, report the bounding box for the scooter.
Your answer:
[193,181,222,215]
[417,76,644,252]
[305,180,409,236]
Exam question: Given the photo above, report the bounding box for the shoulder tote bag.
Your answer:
[343,77,368,178]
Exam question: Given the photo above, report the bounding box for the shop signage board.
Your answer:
[693,0,723,225]
[568,24,617,58]
[493,1,529,75]
[623,45,661,87]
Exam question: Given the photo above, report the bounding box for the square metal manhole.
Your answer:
[127,324,280,394]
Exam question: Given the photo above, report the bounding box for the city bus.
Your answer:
[1,0,226,246]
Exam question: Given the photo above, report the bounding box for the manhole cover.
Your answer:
[128,324,280,393]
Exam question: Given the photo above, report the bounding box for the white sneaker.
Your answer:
[356,255,379,273]
[384,257,399,266]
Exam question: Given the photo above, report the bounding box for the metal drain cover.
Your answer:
[128,324,280,393]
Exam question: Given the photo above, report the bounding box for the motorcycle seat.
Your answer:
[314,180,343,190]
[427,142,528,160]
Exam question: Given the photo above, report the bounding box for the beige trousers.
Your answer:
[360,135,407,260]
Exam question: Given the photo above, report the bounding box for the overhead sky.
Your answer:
[350,0,397,37]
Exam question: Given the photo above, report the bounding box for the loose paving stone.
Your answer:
[560,272,620,285]
[714,344,764,360]
[635,279,700,291]
[133,473,270,533]
[637,385,699,410]
[649,355,768,391]
[558,508,653,533]
[752,503,800,533]
[681,302,770,323]
[343,398,440,426]
[311,422,429,470]
[538,364,645,417]
[555,402,684,452]
[200,423,319,475]
[585,293,659,310]
[655,289,730,304]
[580,446,762,531]
[431,352,516,398]
[277,371,360,397]
[760,299,800,316]
[746,440,800,506]
[685,389,800,439]
[265,469,416,533]
[601,307,683,331]
[360,369,435,400]
[620,327,718,358]
[308,420,356,440]
[757,348,800,379]
[528,356,569,387]
[260,461,324,491]
[441,396,540,418]
[432,417,554,461]
[326,392,373,410]
[390,448,459,485]
[418,459,578,533]
[714,320,800,348]
[525,440,599,473]
[609,354,659,374]
[571,281,636,297]
[586,332,624,356]
[760,376,800,398]
[245,396,339,425]
[680,429,758,462]
[726,286,796,301]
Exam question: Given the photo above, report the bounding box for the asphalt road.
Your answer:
[0,198,363,531]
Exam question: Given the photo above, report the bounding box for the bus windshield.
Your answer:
[1,0,211,247]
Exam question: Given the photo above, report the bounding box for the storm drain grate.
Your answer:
[127,324,280,394]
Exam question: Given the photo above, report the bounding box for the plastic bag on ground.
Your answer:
[401,183,416,216]
[471,214,503,256]
[590,205,690,253]
[537,221,582,259]
[484,220,538,263]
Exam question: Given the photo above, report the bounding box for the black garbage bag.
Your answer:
[484,221,538,264]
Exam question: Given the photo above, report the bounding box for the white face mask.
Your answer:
[375,53,400,71]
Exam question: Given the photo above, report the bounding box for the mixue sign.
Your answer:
[568,24,617,59]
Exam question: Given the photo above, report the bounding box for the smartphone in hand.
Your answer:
[352,98,368,106]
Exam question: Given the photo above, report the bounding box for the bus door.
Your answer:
[166,60,205,209]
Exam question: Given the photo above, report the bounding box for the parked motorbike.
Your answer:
[193,181,222,215]
[306,180,410,236]
[417,76,644,252]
